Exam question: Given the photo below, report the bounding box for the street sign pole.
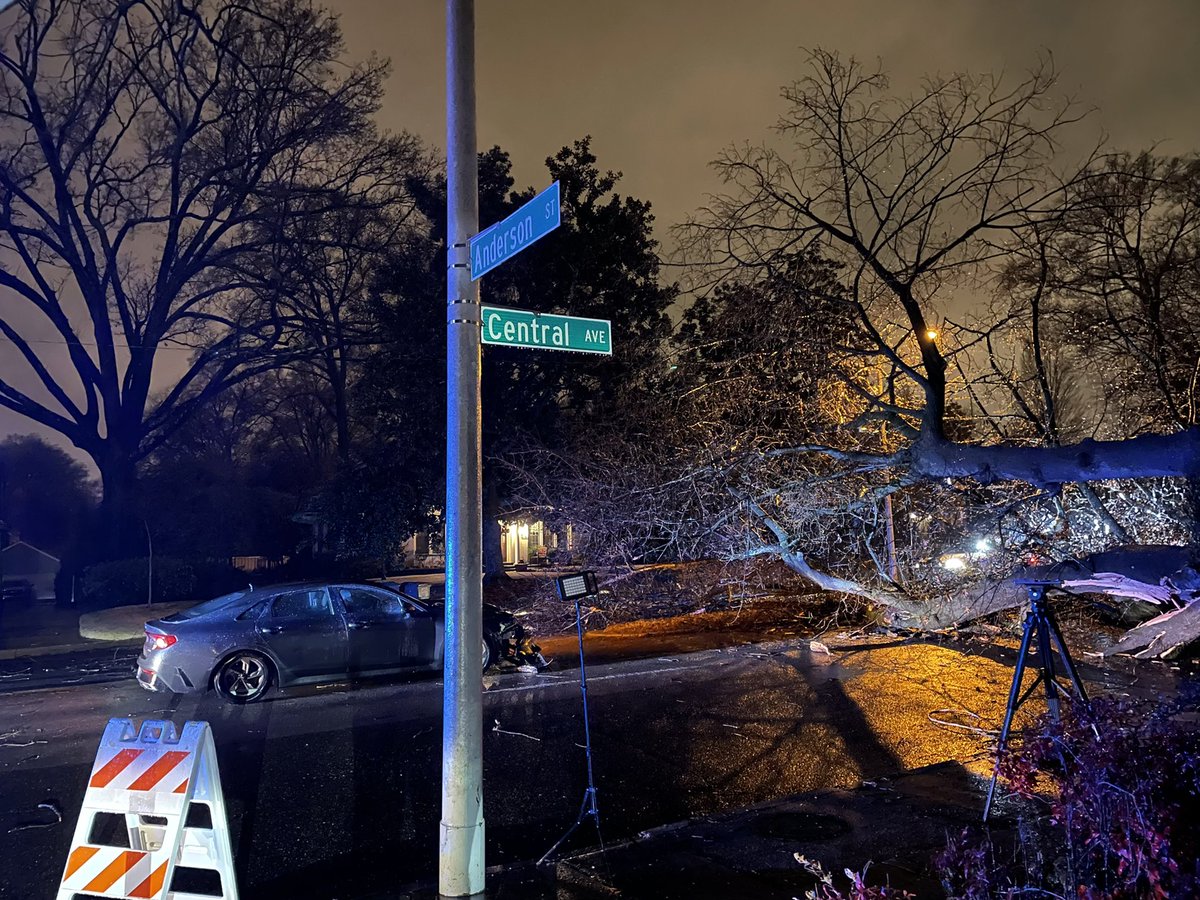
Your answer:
[440,0,485,896]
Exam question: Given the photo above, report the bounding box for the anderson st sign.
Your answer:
[480,306,612,356]
[469,185,613,355]
[470,182,561,280]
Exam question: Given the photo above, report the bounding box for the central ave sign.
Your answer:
[481,306,612,355]
[469,183,615,357]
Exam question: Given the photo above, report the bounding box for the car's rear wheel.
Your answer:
[483,635,499,672]
[213,651,272,703]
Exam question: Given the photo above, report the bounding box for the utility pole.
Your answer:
[880,419,899,584]
[883,494,899,582]
[440,0,485,896]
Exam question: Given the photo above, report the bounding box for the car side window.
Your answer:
[336,587,406,618]
[270,589,334,620]
[236,598,269,621]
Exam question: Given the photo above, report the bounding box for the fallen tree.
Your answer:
[510,51,1200,658]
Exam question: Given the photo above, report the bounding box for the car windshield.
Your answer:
[162,591,248,622]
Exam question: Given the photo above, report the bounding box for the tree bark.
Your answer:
[1104,602,1200,659]
[909,428,1200,485]
[333,373,352,466]
[884,579,1031,631]
[776,542,1198,660]
[95,450,141,561]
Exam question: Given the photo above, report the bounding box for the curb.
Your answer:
[0,638,137,660]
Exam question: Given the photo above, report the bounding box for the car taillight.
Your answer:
[146,631,177,651]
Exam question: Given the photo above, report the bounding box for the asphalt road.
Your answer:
[0,636,1172,899]
[0,645,141,692]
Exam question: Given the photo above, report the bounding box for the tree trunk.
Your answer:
[482,475,507,582]
[330,355,352,466]
[884,579,1031,631]
[910,427,1200,485]
[778,545,1200,660]
[95,451,141,561]
[1105,601,1200,659]
[1187,477,1200,570]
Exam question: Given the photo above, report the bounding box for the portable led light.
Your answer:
[541,570,605,865]
[555,571,598,602]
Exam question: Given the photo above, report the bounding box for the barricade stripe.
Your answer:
[173,778,189,794]
[90,748,144,787]
[64,845,101,880]
[82,849,145,894]
[129,861,169,899]
[128,750,189,791]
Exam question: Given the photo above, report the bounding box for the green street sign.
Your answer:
[480,306,612,356]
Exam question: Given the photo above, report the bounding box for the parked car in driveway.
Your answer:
[1,578,36,604]
[137,580,540,703]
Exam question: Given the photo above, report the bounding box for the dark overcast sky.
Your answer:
[5,0,1200,455]
[336,0,1200,237]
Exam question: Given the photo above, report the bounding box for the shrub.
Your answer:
[939,695,1200,899]
[80,557,196,608]
[794,856,915,899]
[336,555,390,581]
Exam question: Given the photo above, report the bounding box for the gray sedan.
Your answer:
[136,581,535,703]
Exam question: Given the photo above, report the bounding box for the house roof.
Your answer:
[1,539,60,564]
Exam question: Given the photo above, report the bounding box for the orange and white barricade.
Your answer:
[57,719,238,900]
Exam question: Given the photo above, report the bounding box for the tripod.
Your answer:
[982,580,1088,821]
[538,597,605,866]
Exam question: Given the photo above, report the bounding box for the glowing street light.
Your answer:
[940,554,968,571]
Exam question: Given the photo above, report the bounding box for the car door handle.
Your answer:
[262,624,287,634]
[348,621,374,630]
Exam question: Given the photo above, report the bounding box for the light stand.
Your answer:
[983,578,1089,821]
[539,573,605,866]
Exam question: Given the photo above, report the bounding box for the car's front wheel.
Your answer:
[213,651,272,703]
[483,635,500,672]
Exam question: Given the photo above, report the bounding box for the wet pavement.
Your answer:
[0,644,140,691]
[0,635,1184,898]
[547,760,997,900]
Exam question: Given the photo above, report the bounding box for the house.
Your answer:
[497,510,572,567]
[400,514,573,569]
[401,530,444,569]
[1,537,60,600]
[230,555,287,574]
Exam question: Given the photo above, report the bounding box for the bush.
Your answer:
[939,695,1200,899]
[80,557,196,608]
[336,555,390,581]
[794,857,914,899]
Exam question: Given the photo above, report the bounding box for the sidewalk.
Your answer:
[389,761,1006,899]
[0,600,136,660]
[0,599,193,659]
